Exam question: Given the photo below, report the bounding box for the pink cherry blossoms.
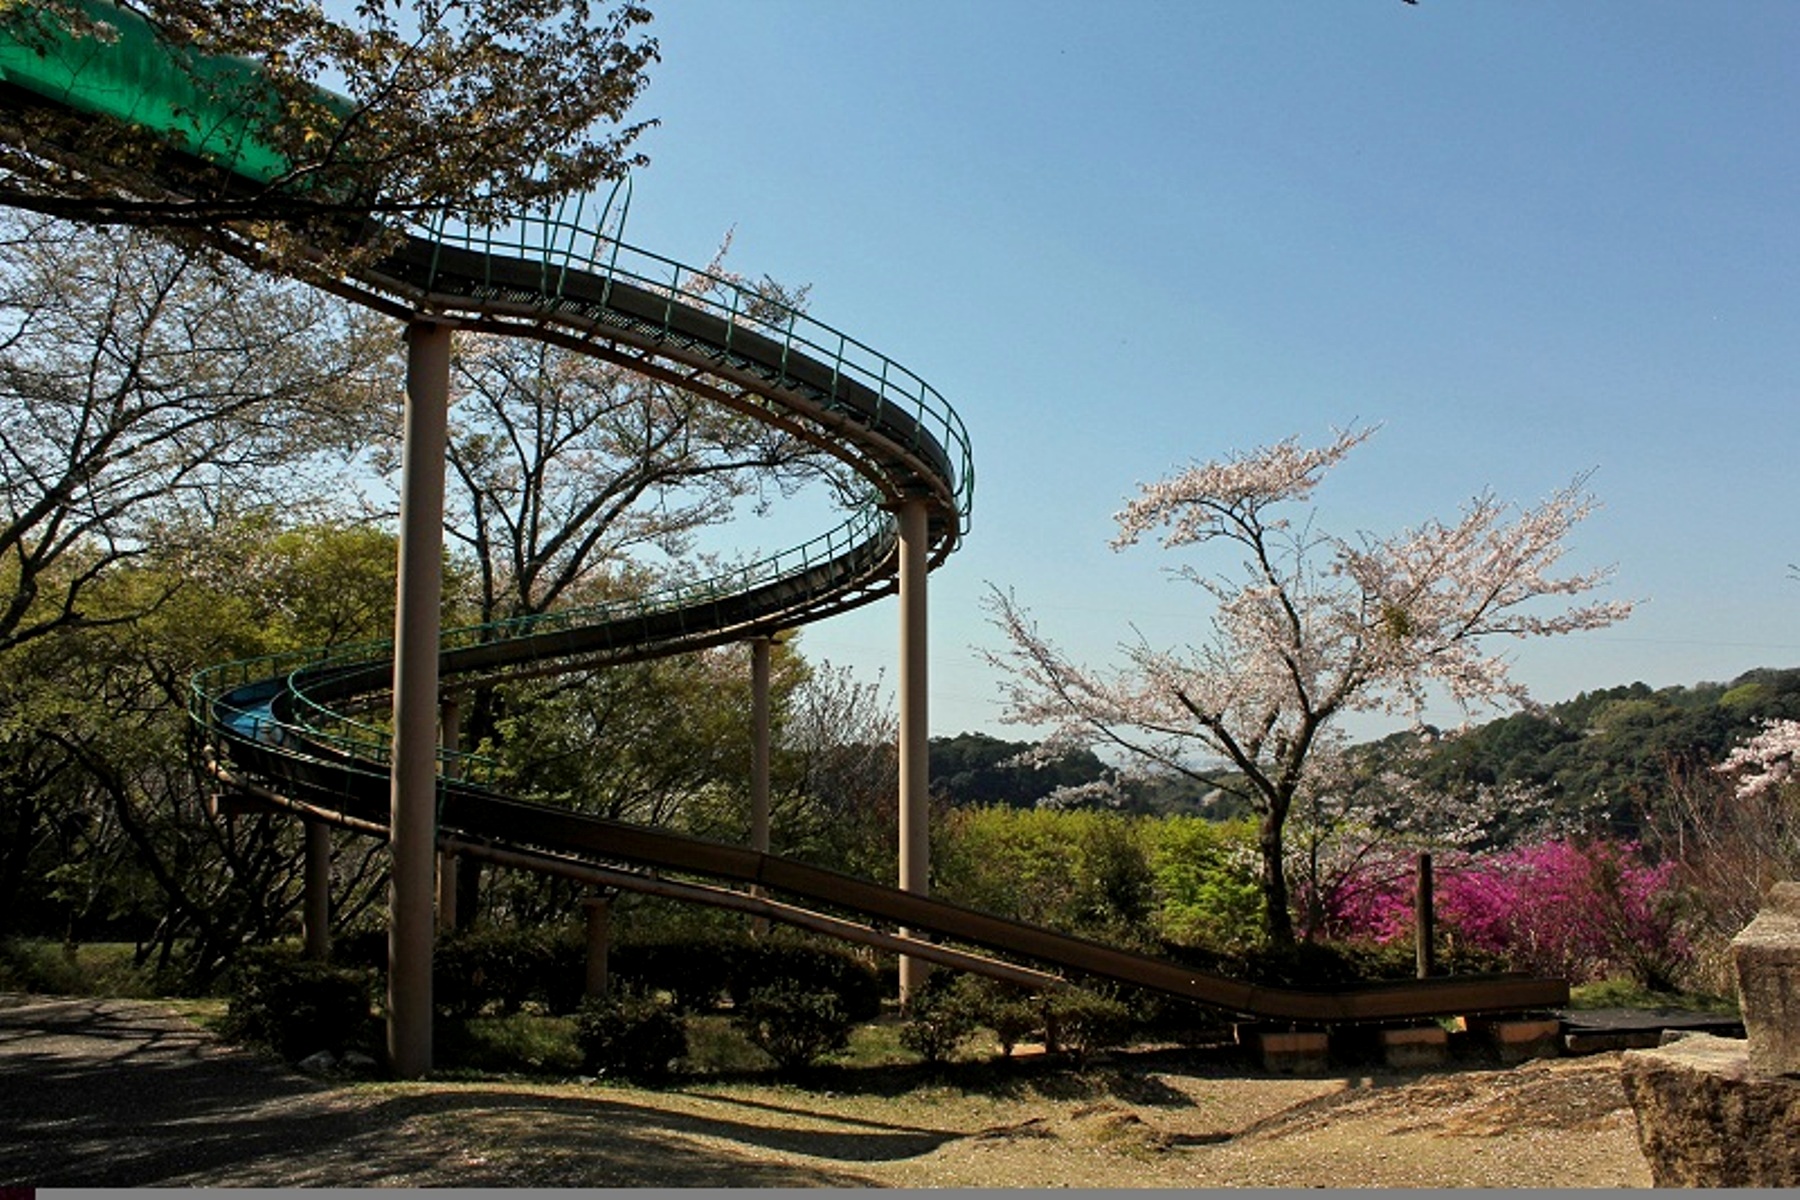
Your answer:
[1718,718,1800,799]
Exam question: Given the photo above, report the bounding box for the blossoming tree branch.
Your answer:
[985,426,1634,945]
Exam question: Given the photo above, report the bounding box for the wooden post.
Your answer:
[1416,850,1436,979]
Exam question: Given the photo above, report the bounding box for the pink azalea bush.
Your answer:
[1313,837,1689,988]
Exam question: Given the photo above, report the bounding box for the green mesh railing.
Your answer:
[194,502,897,785]
[408,199,974,538]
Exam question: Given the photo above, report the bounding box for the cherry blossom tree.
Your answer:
[1717,718,1800,800]
[0,0,658,235]
[985,426,1633,945]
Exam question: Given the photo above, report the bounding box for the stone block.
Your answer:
[1732,880,1800,1077]
[1467,1016,1562,1064]
[1621,1034,1800,1187]
[1378,1023,1449,1069]
[1238,1026,1330,1074]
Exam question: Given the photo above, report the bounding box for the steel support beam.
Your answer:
[388,317,451,1079]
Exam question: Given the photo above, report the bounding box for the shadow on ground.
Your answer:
[0,995,916,1186]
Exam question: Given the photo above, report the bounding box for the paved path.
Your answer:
[0,994,873,1188]
[0,994,375,1187]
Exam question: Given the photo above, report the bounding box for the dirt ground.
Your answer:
[0,993,1653,1188]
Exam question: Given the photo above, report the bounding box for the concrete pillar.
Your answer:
[302,819,331,961]
[388,317,452,1079]
[584,893,613,999]
[896,497,931,1003]
[749,637,772,938]
[439,691,462,780]
[436,850,458,934]
[436,693,462,934]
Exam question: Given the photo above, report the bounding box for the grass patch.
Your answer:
[1567,976,1738,1015]
[436,1013,585,1077]
[0,940,161,999]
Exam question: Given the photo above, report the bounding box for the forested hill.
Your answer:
[930,667,1800,824]
[1401,666,1800,827]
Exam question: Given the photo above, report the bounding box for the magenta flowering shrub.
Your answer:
[1314,838,1689,988]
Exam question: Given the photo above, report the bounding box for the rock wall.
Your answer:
[1620,1034,1800,1187]
[1621,882,1800,1187]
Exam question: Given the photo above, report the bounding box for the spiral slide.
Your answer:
[3,3,1566,1026]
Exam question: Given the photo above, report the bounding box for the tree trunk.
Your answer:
[1258,811,1295,946]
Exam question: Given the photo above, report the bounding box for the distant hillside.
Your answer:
[932,667,1800,830]
[1402,666,1800,836]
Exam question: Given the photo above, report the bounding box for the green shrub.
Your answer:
[1042,987,1134,1064]
[574,987,687,1081]
[732,980,854,1072]
[727,940,884,1023]
[611,937,734,1013]
[221,946,376,1061]
[898,975,981,1065]
[433,925,586,1017]
[0,940,159,998]
[966,981,1045,1057]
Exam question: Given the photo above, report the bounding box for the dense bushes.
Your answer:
[574,987,687,1080]
[434,925,586,1017]
[220,946,376,1061]
[732,980,855,1072]
[1314,837,1690,988]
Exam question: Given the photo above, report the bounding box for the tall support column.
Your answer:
[388,317,452,1079]
[896,497,931,1004]
[437,692,462,933]
[583,892,614,999]
[751,638,772,855]
[749,637,773,937]
[303,819,331,962]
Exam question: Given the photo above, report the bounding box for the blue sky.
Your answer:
[615,1,1799,741]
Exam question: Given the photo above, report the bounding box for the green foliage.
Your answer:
[725,939,885,1023]
[574,988,687,1082]
[1042,987,1134,1064]
[898,975,983,1065]
[933,807,1156,943]
[1409,668,1800,835]
[0,940,160,997]
[1144,816,1263,952]
[610,936,735,1013]
[433,925,585,1017]
[732,980,855,1073]
[436,1013,585,1077]
[1568,976,1738,1016]
[220,946,375,1061]
[929,732,1109,808]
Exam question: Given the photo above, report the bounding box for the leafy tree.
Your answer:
[0,211,386,656]
[765,654,898,883]
[0,0,658,236]
[986,427,1632,944]
[0,513,398,982]
[933,807,1155,945]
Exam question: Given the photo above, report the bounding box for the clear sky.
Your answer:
[614,1,1799,742]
